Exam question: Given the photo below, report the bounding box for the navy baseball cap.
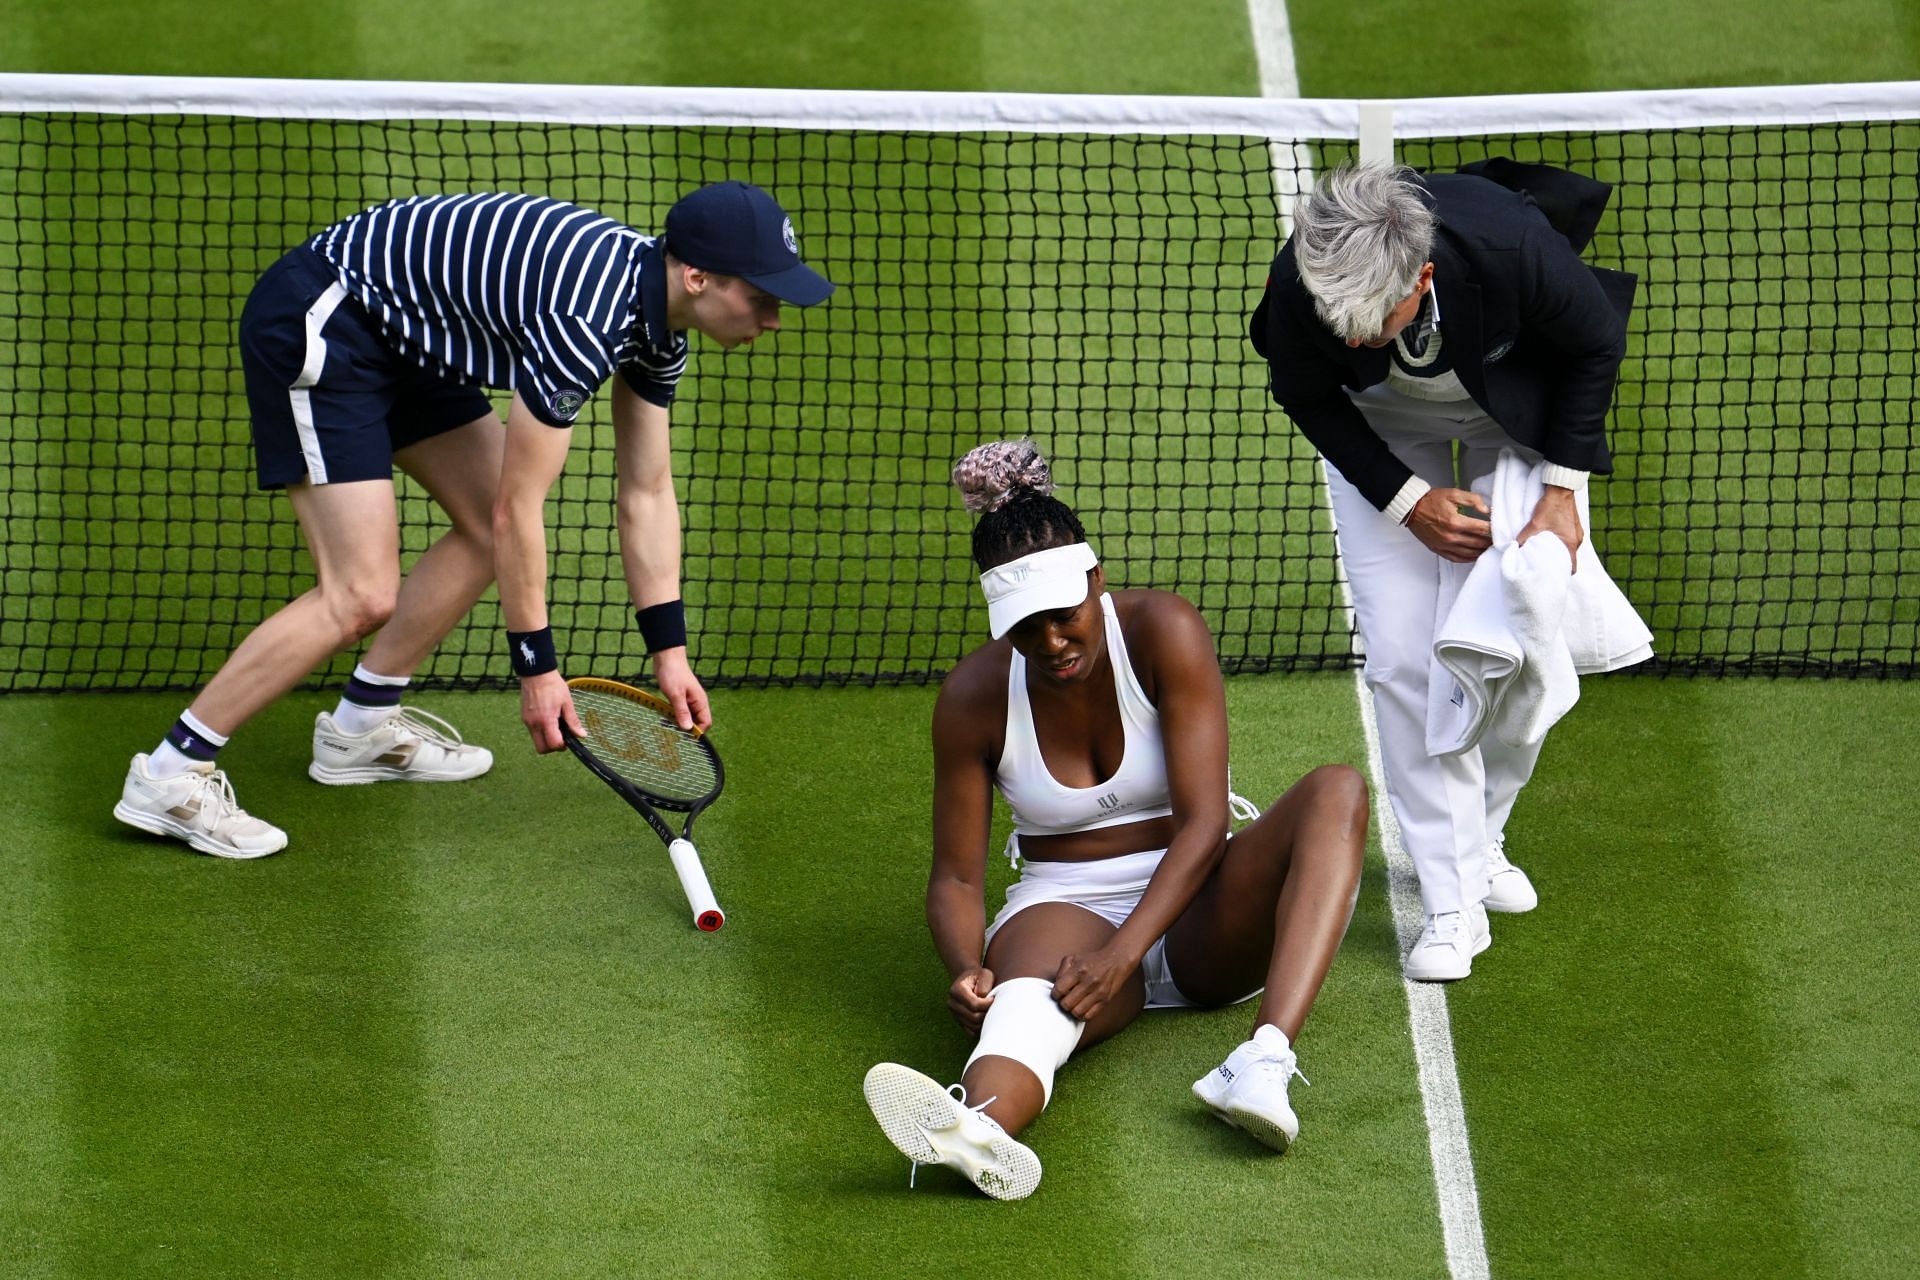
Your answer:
[664,181,835,307]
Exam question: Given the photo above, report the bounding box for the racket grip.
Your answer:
[668,838,725,932]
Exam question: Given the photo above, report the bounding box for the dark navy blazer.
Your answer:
[1250,165,1637,511]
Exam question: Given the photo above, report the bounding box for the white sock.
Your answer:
[150,709,226,779]
[1252,1023,1292,1057]
[333,664,410,734]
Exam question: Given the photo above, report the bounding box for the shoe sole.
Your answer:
[1194,1078,1297,1154]
[112,801,285,860]
[863,1063,1041,1201]
[1223,1101,1297,1153]
[308,758,493,785]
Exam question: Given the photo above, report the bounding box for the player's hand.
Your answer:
[651,647,712,733]
[520,669,583,753]
[948,965,995,1035]
[1050,945,1133,1023]
[1405,486,1494,563]
[1518,486,1583,573]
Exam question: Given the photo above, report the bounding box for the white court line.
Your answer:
[1245,4,1491,1277]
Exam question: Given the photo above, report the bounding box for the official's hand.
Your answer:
[948,965,995,1035]
[1050,945,1134,1023]
[520,669,583,753]
[651,647,712,732]
[1405,486,1495,563]
[1518,486,1583,573]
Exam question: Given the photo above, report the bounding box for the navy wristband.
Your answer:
[635,600,688,653]
[507,626,558,677]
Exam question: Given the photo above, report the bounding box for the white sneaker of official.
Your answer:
[1192,1023,1306,1152]
[113,754,288,859]
[309,707,494,785]
[862,1062,1042,1201]
[1404,902,1493,982]
[1483,835,1539,913]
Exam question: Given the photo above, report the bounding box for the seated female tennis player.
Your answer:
[862,440,1368,1200]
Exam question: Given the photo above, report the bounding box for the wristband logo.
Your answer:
[550,390,586,421]
[519,638,535,669]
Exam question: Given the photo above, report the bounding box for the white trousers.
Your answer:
[1326,385,1548,915]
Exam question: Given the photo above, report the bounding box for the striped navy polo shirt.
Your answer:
[308,192,689,426]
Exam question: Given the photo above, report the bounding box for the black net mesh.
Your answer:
[0,110,1913,693]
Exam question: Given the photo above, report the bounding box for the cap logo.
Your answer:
[781,217,797,254]
[550,390,586,421]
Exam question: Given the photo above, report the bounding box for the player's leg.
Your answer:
[967,902,1146,1131]
[863,902,1141,1200]
[116,478,401,857]
[311,402,503,784]
[1167,766,1367,1150]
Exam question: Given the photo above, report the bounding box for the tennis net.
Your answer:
[1,76,1914,691]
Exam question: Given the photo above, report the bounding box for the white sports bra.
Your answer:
[995,593,1174,837]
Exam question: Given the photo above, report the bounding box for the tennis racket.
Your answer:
[561,677,727,932]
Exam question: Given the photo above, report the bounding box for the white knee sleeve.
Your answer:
[965,976,1087,1107]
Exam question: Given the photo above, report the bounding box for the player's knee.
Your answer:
[965,976,1085,1109]
[326,580,398,641]
[1307,763,1368,818]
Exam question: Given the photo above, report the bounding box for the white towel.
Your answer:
[1427,451,1654,757]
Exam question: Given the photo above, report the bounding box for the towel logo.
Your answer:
[1484,339,1514,364]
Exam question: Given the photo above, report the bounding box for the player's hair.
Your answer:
[953,440,1088,572]
[1292,162,1437,344]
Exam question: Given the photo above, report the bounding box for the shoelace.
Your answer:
[1487,835,1510,874]
[1424,911,1465,944]
[186,768,248,828]
[907,1085,1000,1189]
[387,706,467,748]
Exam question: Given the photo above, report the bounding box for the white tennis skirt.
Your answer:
[985,845,1259,1011]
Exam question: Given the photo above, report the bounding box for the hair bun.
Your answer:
[952,440,1054,514]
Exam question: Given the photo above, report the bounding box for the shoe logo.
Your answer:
[1217,1066,1235,1084]
[321,740,353,755]
[167,801,200,821]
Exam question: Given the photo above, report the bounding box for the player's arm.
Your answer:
[610,376,710,732]
[494,390,582,752]
[928,659,1000,1034]
[1051,596,1229,1022]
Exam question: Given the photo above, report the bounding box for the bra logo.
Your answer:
[1096,792,1124,811]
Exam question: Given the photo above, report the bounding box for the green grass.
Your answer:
[0,676,1446,1279]
[4,2,1920,1277]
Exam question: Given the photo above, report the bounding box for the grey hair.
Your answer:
[1292,163,1436,343]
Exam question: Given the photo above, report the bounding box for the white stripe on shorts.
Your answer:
[289,280,349,485]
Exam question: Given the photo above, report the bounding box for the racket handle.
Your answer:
[668,838,725,932]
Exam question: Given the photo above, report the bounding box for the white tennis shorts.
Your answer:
[985,844,1260,1010]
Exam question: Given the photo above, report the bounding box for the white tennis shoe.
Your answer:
[862,1063,1042,1201]
[1404,901,1493,982]
[309,707,493,785]
[113,754,287,859]
[1483,836,1539,913]
[1193,1024,1306,1152]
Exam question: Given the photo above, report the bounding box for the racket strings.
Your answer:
[572,691,719,802]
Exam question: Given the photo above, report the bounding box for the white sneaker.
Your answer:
[1193,1024,1306,1152]
[113,754,287,859]
[1483,836,1539,913]
[309,707,493,785]
[1404,902,1492,982]
[862,1063,1042,1201]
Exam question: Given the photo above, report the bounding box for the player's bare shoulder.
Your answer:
[1109,589,1216,700]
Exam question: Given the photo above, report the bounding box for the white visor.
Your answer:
[980,542,1098,639]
